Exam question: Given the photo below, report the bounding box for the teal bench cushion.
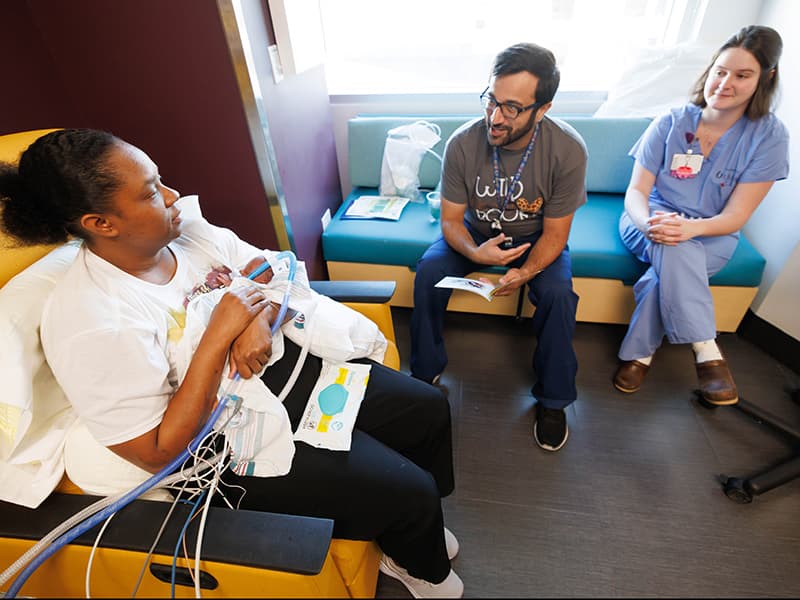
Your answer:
[325,187,438,267]
[323,188,765,287]
[564,117,652,194]
[570,194,644,283]
[713,236,765,286]
[571,193,766,286]
[325,115,766,288]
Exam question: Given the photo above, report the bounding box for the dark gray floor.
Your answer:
[377,307,800,598]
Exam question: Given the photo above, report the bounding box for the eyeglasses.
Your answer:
[479,87,539,119]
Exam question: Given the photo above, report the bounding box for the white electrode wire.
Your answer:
[128,446,226,598]
[130,392,243,598]
[129,403,244,600]
[193,463,221,598]
[5,393,236,599]
[0,464,215,589]
[201,434,245,511]
[276,298,317,403]
[173,435,232,500]
[85,511,116,598]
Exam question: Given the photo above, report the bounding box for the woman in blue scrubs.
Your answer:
[613,25,789,404]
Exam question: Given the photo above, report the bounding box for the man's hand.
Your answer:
[473,234,531,266]
[491,266,541,296]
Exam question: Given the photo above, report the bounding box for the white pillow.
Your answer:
[0,241,80,508]
[593,42,713,118]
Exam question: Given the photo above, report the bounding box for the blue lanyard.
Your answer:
[491,122,540,216]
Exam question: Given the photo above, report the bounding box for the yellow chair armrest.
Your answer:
[343,301,400,370]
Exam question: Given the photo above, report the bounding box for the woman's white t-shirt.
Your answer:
[40,217,267,446]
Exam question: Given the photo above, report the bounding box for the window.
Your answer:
[319,0,701,95]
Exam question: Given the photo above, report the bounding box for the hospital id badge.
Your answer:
[669,153,703,179]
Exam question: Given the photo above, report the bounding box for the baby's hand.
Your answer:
[205,266,233,289]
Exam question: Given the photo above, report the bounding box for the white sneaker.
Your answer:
[444,527,459,560]
[379,555,464,598]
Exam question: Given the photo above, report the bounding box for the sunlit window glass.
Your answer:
[319,0,684,94]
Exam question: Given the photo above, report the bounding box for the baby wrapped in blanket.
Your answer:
[175,254,387,476]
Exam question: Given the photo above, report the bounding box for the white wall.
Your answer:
[323,0,798,340]
[747,0,800,340]
[757,242,800,339]
[695,0,763,43]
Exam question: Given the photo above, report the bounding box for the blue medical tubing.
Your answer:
[259,251,297,327]
[6,251,298,598]
[171,489,208,598]
[5,398,232,598]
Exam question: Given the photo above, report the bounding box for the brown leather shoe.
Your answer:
[614,360,650,393]
[696,359,738,405]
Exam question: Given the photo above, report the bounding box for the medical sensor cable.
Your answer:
[0,463,218,589]
[4,396,233,598]
[171,489,207,598]
[84,512,116,598]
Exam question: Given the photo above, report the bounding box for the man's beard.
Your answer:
[485,110,536,147]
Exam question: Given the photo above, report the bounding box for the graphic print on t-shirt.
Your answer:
[472,174,544,226]
[166,264,236,348]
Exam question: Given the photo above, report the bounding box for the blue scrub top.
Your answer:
[630,104,789,222]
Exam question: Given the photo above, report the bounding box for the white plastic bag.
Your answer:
[281,293,388,364]
[379,120,442,202]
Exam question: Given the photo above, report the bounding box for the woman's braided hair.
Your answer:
[0,128,120,245]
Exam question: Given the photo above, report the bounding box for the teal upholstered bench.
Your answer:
[322,115,766,331]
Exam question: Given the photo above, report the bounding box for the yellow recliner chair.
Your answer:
[0,129,394,598]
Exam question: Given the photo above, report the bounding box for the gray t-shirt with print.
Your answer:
[441,116,588,238]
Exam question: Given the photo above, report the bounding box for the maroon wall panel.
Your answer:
[258,63,342,281]
[1,0,340,278]
[236,0,342,280]
[0,2,79,134]
[20,0,279,251]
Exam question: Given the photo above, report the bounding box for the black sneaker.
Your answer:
[533,404,569,451]
[431,373,449,398]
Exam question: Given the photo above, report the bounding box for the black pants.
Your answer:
[219,339,455,583]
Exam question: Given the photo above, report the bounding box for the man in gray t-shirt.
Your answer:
[410,43,588,453]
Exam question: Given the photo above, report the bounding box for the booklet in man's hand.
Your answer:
[342,195,410,220]
[434,276,508,302]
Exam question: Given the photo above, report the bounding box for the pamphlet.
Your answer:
[342,195,410,221]
[434,276,508,302]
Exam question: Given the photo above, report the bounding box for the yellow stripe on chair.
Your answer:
[0,128,61,164]
[343,301,400,370]
[0,129,63,288]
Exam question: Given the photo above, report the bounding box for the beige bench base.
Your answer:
[326,261,756,333]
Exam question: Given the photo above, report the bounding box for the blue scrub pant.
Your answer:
[410,226,579,410]
[618,212,739,360]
